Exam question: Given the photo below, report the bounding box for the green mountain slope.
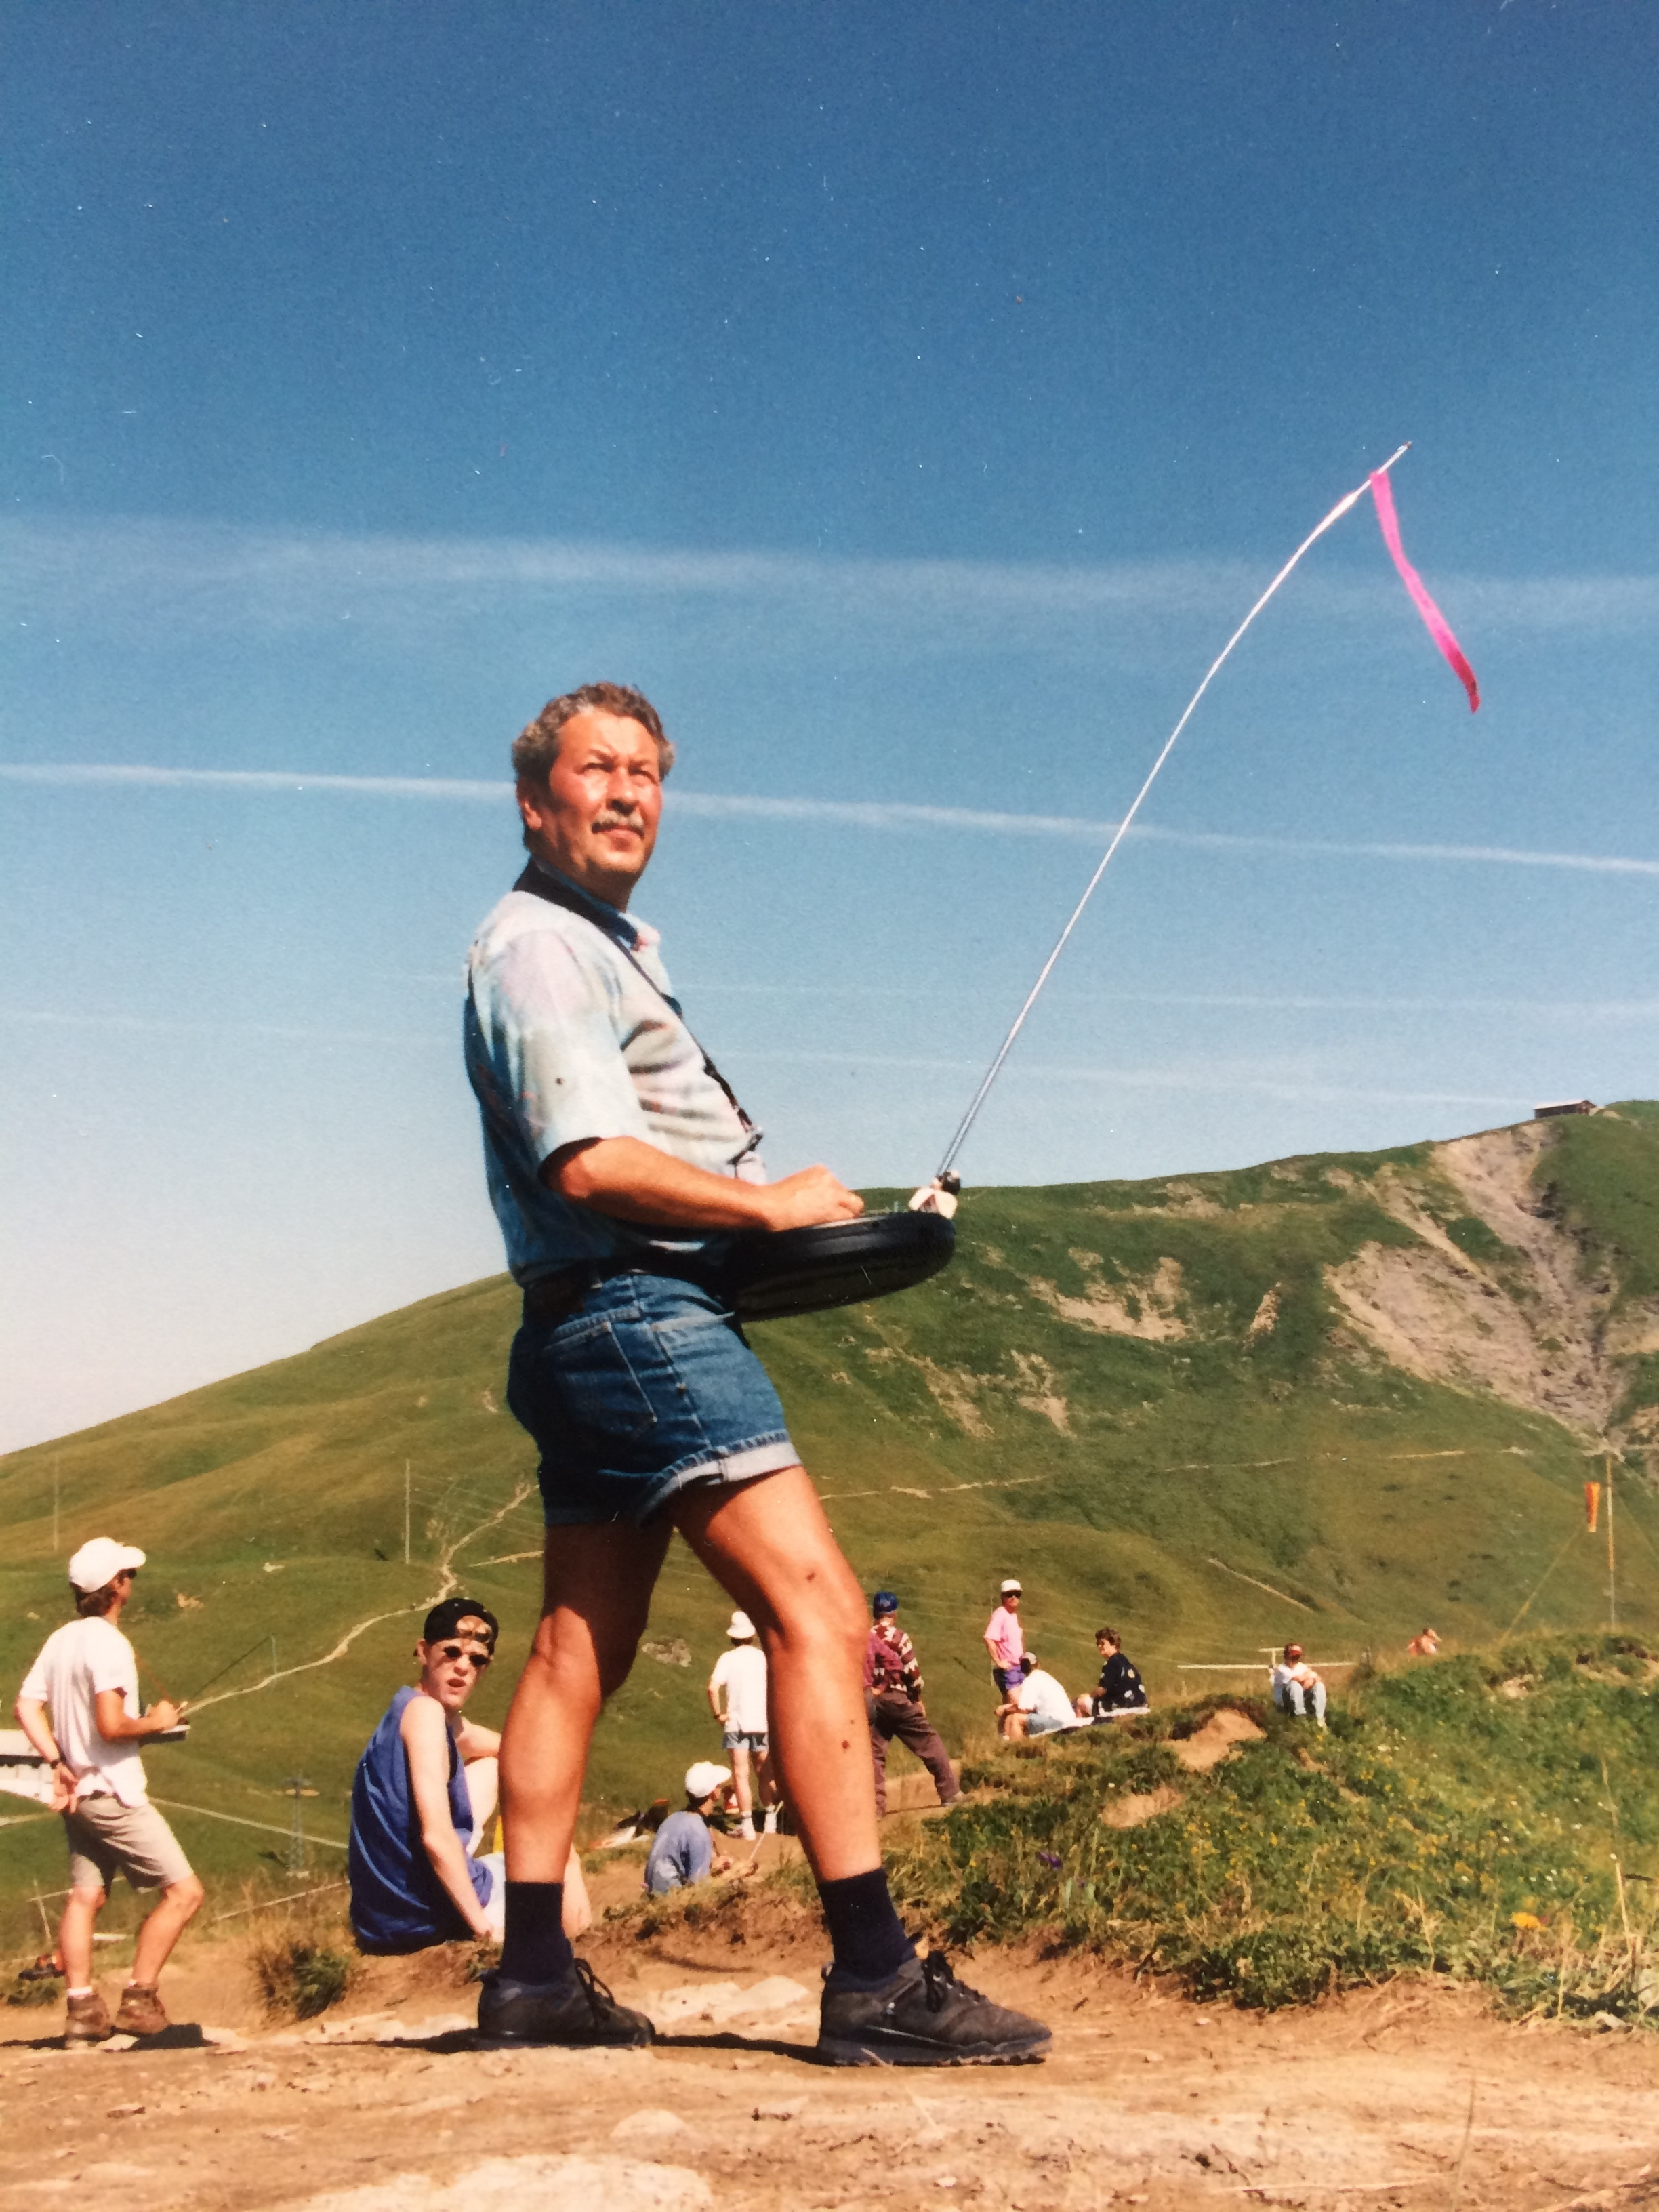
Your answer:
[5,1105,1659,1950]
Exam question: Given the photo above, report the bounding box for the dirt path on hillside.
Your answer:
[9,1906,1659,2212]
[188,1482,535,1717]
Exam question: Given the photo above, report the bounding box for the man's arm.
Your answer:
[94,1689,178,1741]
[550,1136,863,1233]
[706,1658,726,1723]
[14,1696,75,1809]
[400,1697,491,1940]
[453,1717,500,1761]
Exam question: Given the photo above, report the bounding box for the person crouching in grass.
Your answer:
[14,1538,205,2045]
[644,1762,750,1895]
[349,1599,590,1952]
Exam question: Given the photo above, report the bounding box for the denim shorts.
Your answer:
[506,1271,801,1526]
[722,1727,769,1753]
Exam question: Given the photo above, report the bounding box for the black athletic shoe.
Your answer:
[817,1950,1052,2067]
[475,1958,654,2049]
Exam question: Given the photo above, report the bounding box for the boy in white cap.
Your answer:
[706,1610,777,1839]
[14,1539,204,2045]
[644,1762,741,1894]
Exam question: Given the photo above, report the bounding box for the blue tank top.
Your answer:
[348,1686,492,1953]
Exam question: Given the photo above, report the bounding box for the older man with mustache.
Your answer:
[462,681,1050,2067]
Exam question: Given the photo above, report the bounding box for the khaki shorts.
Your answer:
[64,1796,193,1893]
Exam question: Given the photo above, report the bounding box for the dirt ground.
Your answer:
[8,1843,1659,2212]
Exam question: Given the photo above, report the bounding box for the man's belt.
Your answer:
[520,1254,722,1327]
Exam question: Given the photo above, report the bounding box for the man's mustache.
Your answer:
[593,807,645,833]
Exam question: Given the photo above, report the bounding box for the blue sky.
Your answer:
[3,3,1656,1450]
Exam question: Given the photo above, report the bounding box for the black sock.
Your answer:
[499,1881,572,1986]
[818,1868,914,1986]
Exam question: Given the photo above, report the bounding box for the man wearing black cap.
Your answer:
[349,1599,590,1952]
[865,1594,960,1818]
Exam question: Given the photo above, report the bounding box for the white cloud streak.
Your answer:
[3,513,1657,637]
[0,1004,1521,1106]
[3,760,1657,880]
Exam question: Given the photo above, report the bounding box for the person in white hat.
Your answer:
[706,1610,777,1840]
[14,1539,204,2045]
[643,1761,741,1895]
[982,1580,1029,1738]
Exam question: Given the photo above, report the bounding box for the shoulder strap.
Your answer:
[511,865,758,1151]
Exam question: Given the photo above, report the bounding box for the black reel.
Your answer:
[724,1208,956,1322]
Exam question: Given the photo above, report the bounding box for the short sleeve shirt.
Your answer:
[1016,1670,1074,1727]
[983,1607,1023,1671]
[464,861,766,1280]
[18,1617,148,1807]
[709,1643,769,1734]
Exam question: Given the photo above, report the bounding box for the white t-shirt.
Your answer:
[18,1616,149,1807]
[709,1643,769,1734]
[1016,1669,1073,1727]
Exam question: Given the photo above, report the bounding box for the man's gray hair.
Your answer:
[512,682,675,785]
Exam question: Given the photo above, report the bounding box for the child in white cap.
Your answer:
[14,1539,205,2045]
[644,1762,740,1894]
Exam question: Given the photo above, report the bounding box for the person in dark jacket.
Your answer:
[1078,1626,1149,1721]
[865,1593,960,1816]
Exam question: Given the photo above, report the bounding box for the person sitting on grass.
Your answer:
[1270,1643,1328,1729]
[1407,1626,1441,1658]
[349,1598,590,1951]
[14,1538,205,2047]
[1075,1626,1149,1721]
[644,1761,753,1895]
[998,1654,1076,1740]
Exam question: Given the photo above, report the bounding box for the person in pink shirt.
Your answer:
[982,1579,1028,1738]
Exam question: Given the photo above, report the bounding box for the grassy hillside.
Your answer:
[887,1631,1659,2017]
[5,1107,1659,1954]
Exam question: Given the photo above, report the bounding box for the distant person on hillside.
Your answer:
[348,1598,591,1952]
[1271,1643,1328,1728]
[1000,1655,1076,1740]
[1078,1627,1150,1721]
[1407,1627,1441,1658]
[983,1580,1028,1738]
[644,1761,747,1894]
[865,1592,960,1816]
[707,1611,778,1839]
[14,1539,205,2045]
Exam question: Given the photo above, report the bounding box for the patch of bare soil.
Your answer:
[12,1910,1659,2212]
[1325,1124,1625,1441]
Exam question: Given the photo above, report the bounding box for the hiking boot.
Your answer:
[476,1959,654,2049]
[64,1990,112,2047]
[817,1950,1052,2067]
[113,1983,169,2036]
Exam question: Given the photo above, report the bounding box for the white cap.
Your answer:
[726,1610,756,1640]
[68,1538,146,1592]
[685,1761,731,1799]
[1000,1578,1022,1595]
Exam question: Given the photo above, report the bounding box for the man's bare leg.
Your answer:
[729,1740,754,1828]
[499,1519,673,1883]
[130,1873,205,1988]
[676,1465,879,1883]
[60,1886,104,1988]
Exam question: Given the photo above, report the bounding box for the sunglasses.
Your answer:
[433,1643,492,1668]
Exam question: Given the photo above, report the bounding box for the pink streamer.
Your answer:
[1368,469,1479,712]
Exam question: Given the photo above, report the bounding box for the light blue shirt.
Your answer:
[464,861,766,1279]
[644,1808,714,1895]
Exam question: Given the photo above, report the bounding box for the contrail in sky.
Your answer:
[2,760,1657,878]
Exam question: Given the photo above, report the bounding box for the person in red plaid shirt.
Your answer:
[864,1593,960,1818]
